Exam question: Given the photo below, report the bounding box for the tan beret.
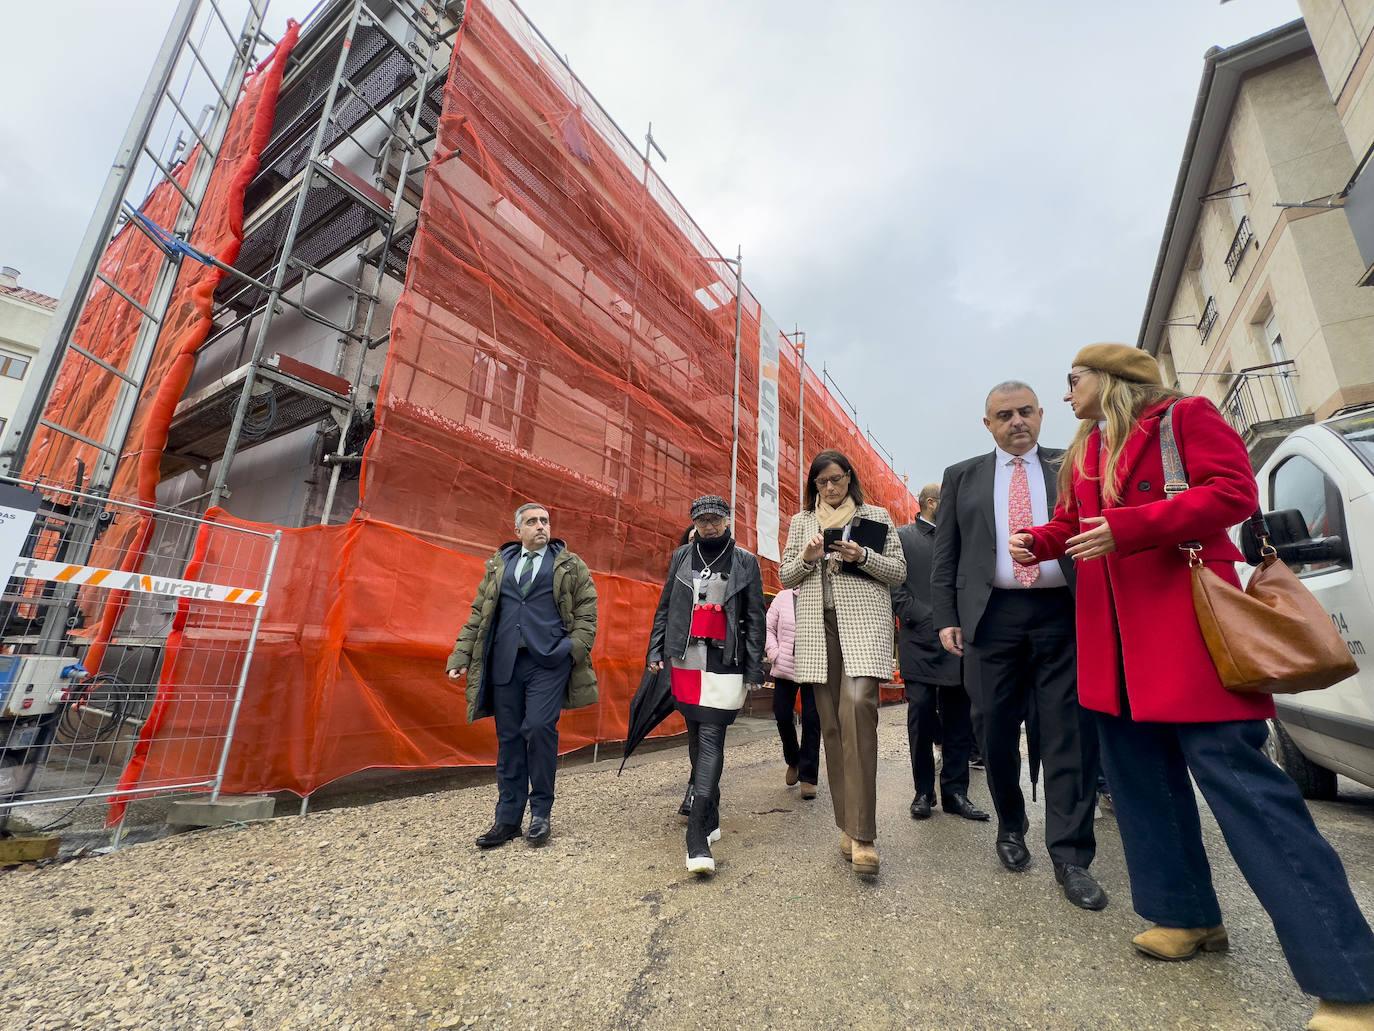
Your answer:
[1072,343,1162,386]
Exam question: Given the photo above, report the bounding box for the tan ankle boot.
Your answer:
[799,782,817,800]
[785,765,800,786]
[1131,924,1229,961]
[851,840,879,875]
[1307,1000,1374,1030]
[839,832,853,860]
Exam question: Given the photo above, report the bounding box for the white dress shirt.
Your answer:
[992,445,1068,590]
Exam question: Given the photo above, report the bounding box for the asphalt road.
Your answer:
[3,707,1373,1030]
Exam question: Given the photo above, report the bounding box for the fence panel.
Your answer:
[0,477,277,830]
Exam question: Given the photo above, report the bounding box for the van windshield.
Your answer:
[1328,409,1374,475]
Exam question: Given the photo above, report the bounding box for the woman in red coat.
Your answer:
[1012,344,1374,1031]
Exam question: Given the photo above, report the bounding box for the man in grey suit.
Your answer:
[930,381,1104,912]
[893,483,989,823]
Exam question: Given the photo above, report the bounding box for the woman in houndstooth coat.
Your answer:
[780,449,906,876]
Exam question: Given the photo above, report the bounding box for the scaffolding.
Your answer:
[10,0,460,547]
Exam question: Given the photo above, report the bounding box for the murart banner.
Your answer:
[756,310,782,561]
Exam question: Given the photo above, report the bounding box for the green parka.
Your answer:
[446,540,599,722]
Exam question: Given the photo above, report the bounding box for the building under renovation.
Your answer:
[5,0,914,808]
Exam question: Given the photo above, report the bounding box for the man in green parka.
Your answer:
[447,503,598,849]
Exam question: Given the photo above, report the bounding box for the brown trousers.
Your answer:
[813,607,881,842]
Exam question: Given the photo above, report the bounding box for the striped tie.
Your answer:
[518,551,536,595]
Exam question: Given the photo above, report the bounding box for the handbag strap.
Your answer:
[1159,400,1272,559]
[1160,403,1189,497]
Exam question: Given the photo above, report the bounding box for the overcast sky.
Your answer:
[1,0,1301,486]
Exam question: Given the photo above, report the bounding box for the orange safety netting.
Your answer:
[48,0,914,804]
[19,24,300,669]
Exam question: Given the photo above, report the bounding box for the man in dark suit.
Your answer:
[893,483,989,823]
[931,381,1105,911]
[448,503,599,850]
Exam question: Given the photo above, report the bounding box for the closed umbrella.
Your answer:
[618,666,675,774]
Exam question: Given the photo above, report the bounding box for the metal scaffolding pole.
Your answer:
[209,0,368,508]
[3,0,204,478]
[726,247,743,519]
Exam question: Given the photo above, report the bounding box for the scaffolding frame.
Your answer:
[6,0,275,495]
[196,0,457,519]
[2,0,459,667]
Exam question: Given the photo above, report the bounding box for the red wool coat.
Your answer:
[1023,396,1274,723]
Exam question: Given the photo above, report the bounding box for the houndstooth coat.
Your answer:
[779,505,906,683]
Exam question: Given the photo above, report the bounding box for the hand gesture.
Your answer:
[1009,532,1036,566]
[1066,517,1117,561]
[829,538,864,563]
[446,667,466,681]
[648,661,663,674]
[939,627,964,657]
[802,532,826,563]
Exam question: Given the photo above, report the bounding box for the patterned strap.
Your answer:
[1159,401,1269,553]
[1160,404,1189,497]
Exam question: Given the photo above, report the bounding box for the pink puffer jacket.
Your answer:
[765,589,798,682]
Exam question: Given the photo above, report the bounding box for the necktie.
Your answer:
[518,551,536,595]
[1009,458,1040,588]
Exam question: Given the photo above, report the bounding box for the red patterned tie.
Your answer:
[1010,457,1040,587]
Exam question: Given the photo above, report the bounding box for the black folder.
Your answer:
[822,518,889,576]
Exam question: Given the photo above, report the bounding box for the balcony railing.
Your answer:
[1225,215,1255,280]
[1219,359,1300,438]
[1197,295,1219,343]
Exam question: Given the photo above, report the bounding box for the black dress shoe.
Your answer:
[1055,863,1108,911]
[909,793,934,820]
[943,793,991,821]
[995,831,1031,871]
[527,816,552,847]
[475,821,523,849]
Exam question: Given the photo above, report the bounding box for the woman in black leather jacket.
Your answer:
[647,495,765,875]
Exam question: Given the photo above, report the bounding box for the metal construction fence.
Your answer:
[0,477,278,834]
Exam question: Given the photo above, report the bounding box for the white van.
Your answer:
[1244,405,1374,798]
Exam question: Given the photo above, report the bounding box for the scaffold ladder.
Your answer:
[5,0,273,494]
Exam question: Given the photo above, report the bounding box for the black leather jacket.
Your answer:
[646,542,766,683]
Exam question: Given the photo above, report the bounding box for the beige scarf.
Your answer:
[814,496,857,531]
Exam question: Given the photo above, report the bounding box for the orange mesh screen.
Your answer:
[105,0,912,801]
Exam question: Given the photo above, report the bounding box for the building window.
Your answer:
[0,352,29,380]
[465,350,524,440]
[1260,312,1299,417]
[641,429,690,507]
[1269,455,1348,575]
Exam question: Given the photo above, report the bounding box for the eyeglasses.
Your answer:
[815,473,850,489]
[1067,370,1094,391]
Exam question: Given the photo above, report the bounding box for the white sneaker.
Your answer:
[686,853,716,875]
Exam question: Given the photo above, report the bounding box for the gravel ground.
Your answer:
[3,707,1374,1030]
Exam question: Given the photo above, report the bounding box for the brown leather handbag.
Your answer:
[1161,405,1357,695]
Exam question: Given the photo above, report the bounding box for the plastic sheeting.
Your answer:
[81,0,913,802]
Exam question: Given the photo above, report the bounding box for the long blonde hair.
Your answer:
[1059,371,1188,505]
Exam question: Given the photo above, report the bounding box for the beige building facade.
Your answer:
[1138,20,1374,466]
[0,268,54,444]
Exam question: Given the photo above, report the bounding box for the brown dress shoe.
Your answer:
[1132,924,1229,961]
[1307,1000,1374,1031]
[840,832,853,860]
[799,782,817,799]
[785,765,800,786]
[851,840,879,875]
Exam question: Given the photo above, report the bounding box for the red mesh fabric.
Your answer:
[95,0,912,802]
[21,26,300,696]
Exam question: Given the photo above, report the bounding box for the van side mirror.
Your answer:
[1240,508,1350,567]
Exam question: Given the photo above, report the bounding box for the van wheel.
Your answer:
[1267,719,1338,801]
